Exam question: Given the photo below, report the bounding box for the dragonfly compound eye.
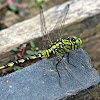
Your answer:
[79,38,82,45]
[71,36,78,42]
[75,38,82,49]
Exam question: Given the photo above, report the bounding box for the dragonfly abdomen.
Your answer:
[0,55,41,70]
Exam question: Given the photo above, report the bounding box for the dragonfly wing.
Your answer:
[39,5,49,50]
[47,4,70,43]
[39,3,70,49]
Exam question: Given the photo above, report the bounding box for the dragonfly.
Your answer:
[0,0,98,99]
[0,4,82,71]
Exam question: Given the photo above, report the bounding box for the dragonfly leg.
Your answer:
[55,55,66,86]
[67,53,76,67]
[63,50,76,67]
[56,64,61,86]
[67,52,69,63]
[56,55,65,78]
[56,63,61,79]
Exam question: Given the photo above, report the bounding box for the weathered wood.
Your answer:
[0,0,100,54]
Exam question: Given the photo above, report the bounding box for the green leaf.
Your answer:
[35,47,39,50]
[8,0,21,12]
[34,0,44,6]
[16,0,20,3]
[34,52,38,55]
[13,47,18,51]
[26,50,35,55]
[38,50,42,53]
[8,5,17,12]
[31,48,34,51]
[27,0,44,9]
[20,45,25,50]
[39,0,44,5]
[34,0,38,6]
[17,53,21,58]
[0,2,2,6]
[30,41,35,50]
[13,66,23,71]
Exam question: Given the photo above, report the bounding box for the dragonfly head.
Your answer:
[71,36,82,49]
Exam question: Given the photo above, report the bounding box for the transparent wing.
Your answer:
[54,4,70,40]
[46,4,70,43]
[39,5,48,49]
[39,3,70,49]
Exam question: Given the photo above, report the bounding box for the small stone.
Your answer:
[3,11,20,27]
[6,80,9,83]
